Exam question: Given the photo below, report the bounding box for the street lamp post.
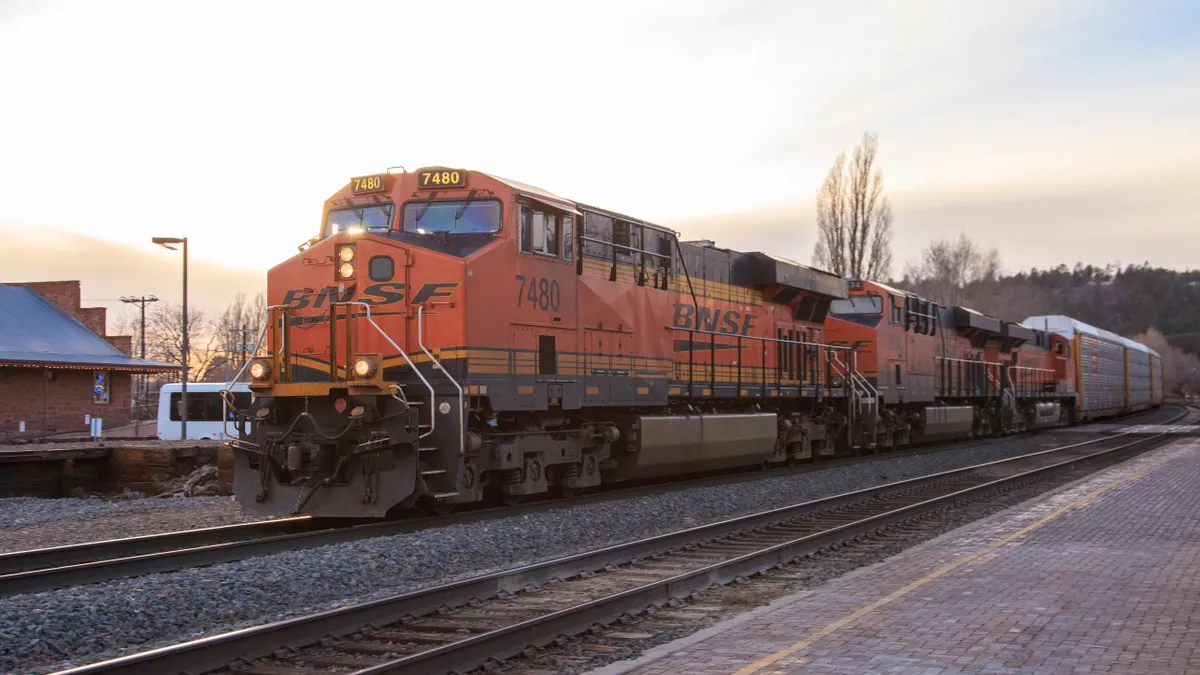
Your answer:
[152,237,188,440]
[119,295,158,437]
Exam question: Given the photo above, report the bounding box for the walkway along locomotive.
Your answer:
[227,167,1163,517]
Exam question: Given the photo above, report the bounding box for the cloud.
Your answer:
[0,227,265,327]
[665,164,1200,277]
[0,0,1196,275]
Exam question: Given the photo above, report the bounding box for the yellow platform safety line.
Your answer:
[730,440,1195,675]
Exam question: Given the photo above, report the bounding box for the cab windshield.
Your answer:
[401,200,501,235]
[830,294,884,315]
[325,205,394,237]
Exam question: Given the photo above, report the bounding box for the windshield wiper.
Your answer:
[453,189,478,228]
[414,191,439,223]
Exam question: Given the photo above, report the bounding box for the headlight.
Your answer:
[338,245,355,262]
[353,356,376,379]
[339,262,355,279]
[249,359,270,381]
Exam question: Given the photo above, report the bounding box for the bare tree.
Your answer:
[1130,328,1200,396]
[812,132,894,279]
[111,311,142,352]
[213,292,268,380]
[144,302,222,382]
[903,233,1001,307]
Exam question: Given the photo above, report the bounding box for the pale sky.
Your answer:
[1,0,1198,318]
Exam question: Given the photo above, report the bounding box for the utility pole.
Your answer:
[120,295,159,437]
[229,326,255,380]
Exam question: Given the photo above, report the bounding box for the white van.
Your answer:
[157,382,253,440]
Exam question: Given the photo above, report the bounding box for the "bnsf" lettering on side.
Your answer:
[280,282,458,309]
[672,303,757,335]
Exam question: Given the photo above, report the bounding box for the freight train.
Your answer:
[228,167,1164,517]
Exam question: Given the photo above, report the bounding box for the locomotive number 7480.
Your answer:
[516,275,561,312]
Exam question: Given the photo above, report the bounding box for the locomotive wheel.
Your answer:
[502,493,523,507]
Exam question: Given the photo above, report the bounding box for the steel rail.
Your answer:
[0,432,968,597]
[373,422,1191,675]
[0,517,313,577]
[0,442,1004,595]
[48,406,1193,675]
[8,406,1186,598]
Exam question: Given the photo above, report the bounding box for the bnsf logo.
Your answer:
[281,282,458,310]
[673,303,758,335]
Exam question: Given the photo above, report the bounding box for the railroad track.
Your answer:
[0,516,345,597]
[49,405,1197,675]
[3,405,1178,597]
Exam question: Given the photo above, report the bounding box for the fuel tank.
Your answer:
[609,413,778,480]
[1028,401,1062,428]
[919,406,974,441]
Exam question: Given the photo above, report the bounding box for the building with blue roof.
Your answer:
[0,281,179,435]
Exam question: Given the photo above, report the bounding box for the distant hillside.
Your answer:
[958,263,1200,354]
[941,263,1200,394]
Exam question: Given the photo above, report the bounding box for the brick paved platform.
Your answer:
[593,437,1200,675]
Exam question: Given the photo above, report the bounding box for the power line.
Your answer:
[121,295,159,438]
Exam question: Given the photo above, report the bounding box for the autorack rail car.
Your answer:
[227,166,1163,518]
[1023,315,1163,418]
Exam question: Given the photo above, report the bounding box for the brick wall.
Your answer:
[75,307,108,337]
[20,281,81,314]
[17,281,109,337]
[0,367,132,433]
[105,335,133,356]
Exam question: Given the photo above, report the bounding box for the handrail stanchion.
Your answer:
[347,302,438,440]
[329,304,339,382]
[762,338,767,395]
[710,333,716,395]
[220,318,271,442]
[736,335,742,394]
[418,305,466,457]
[691,329,700,396]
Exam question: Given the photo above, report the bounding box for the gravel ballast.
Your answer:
[1,410,1180,674]
[0,496,254,553]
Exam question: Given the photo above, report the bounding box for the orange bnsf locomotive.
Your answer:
[822,280,1164,449]
[230,167,1164,517]
[232,167,856,517]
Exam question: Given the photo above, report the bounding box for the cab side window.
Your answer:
[520,205,561,257]
[889,296,904,324]
[561,214,574,261]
